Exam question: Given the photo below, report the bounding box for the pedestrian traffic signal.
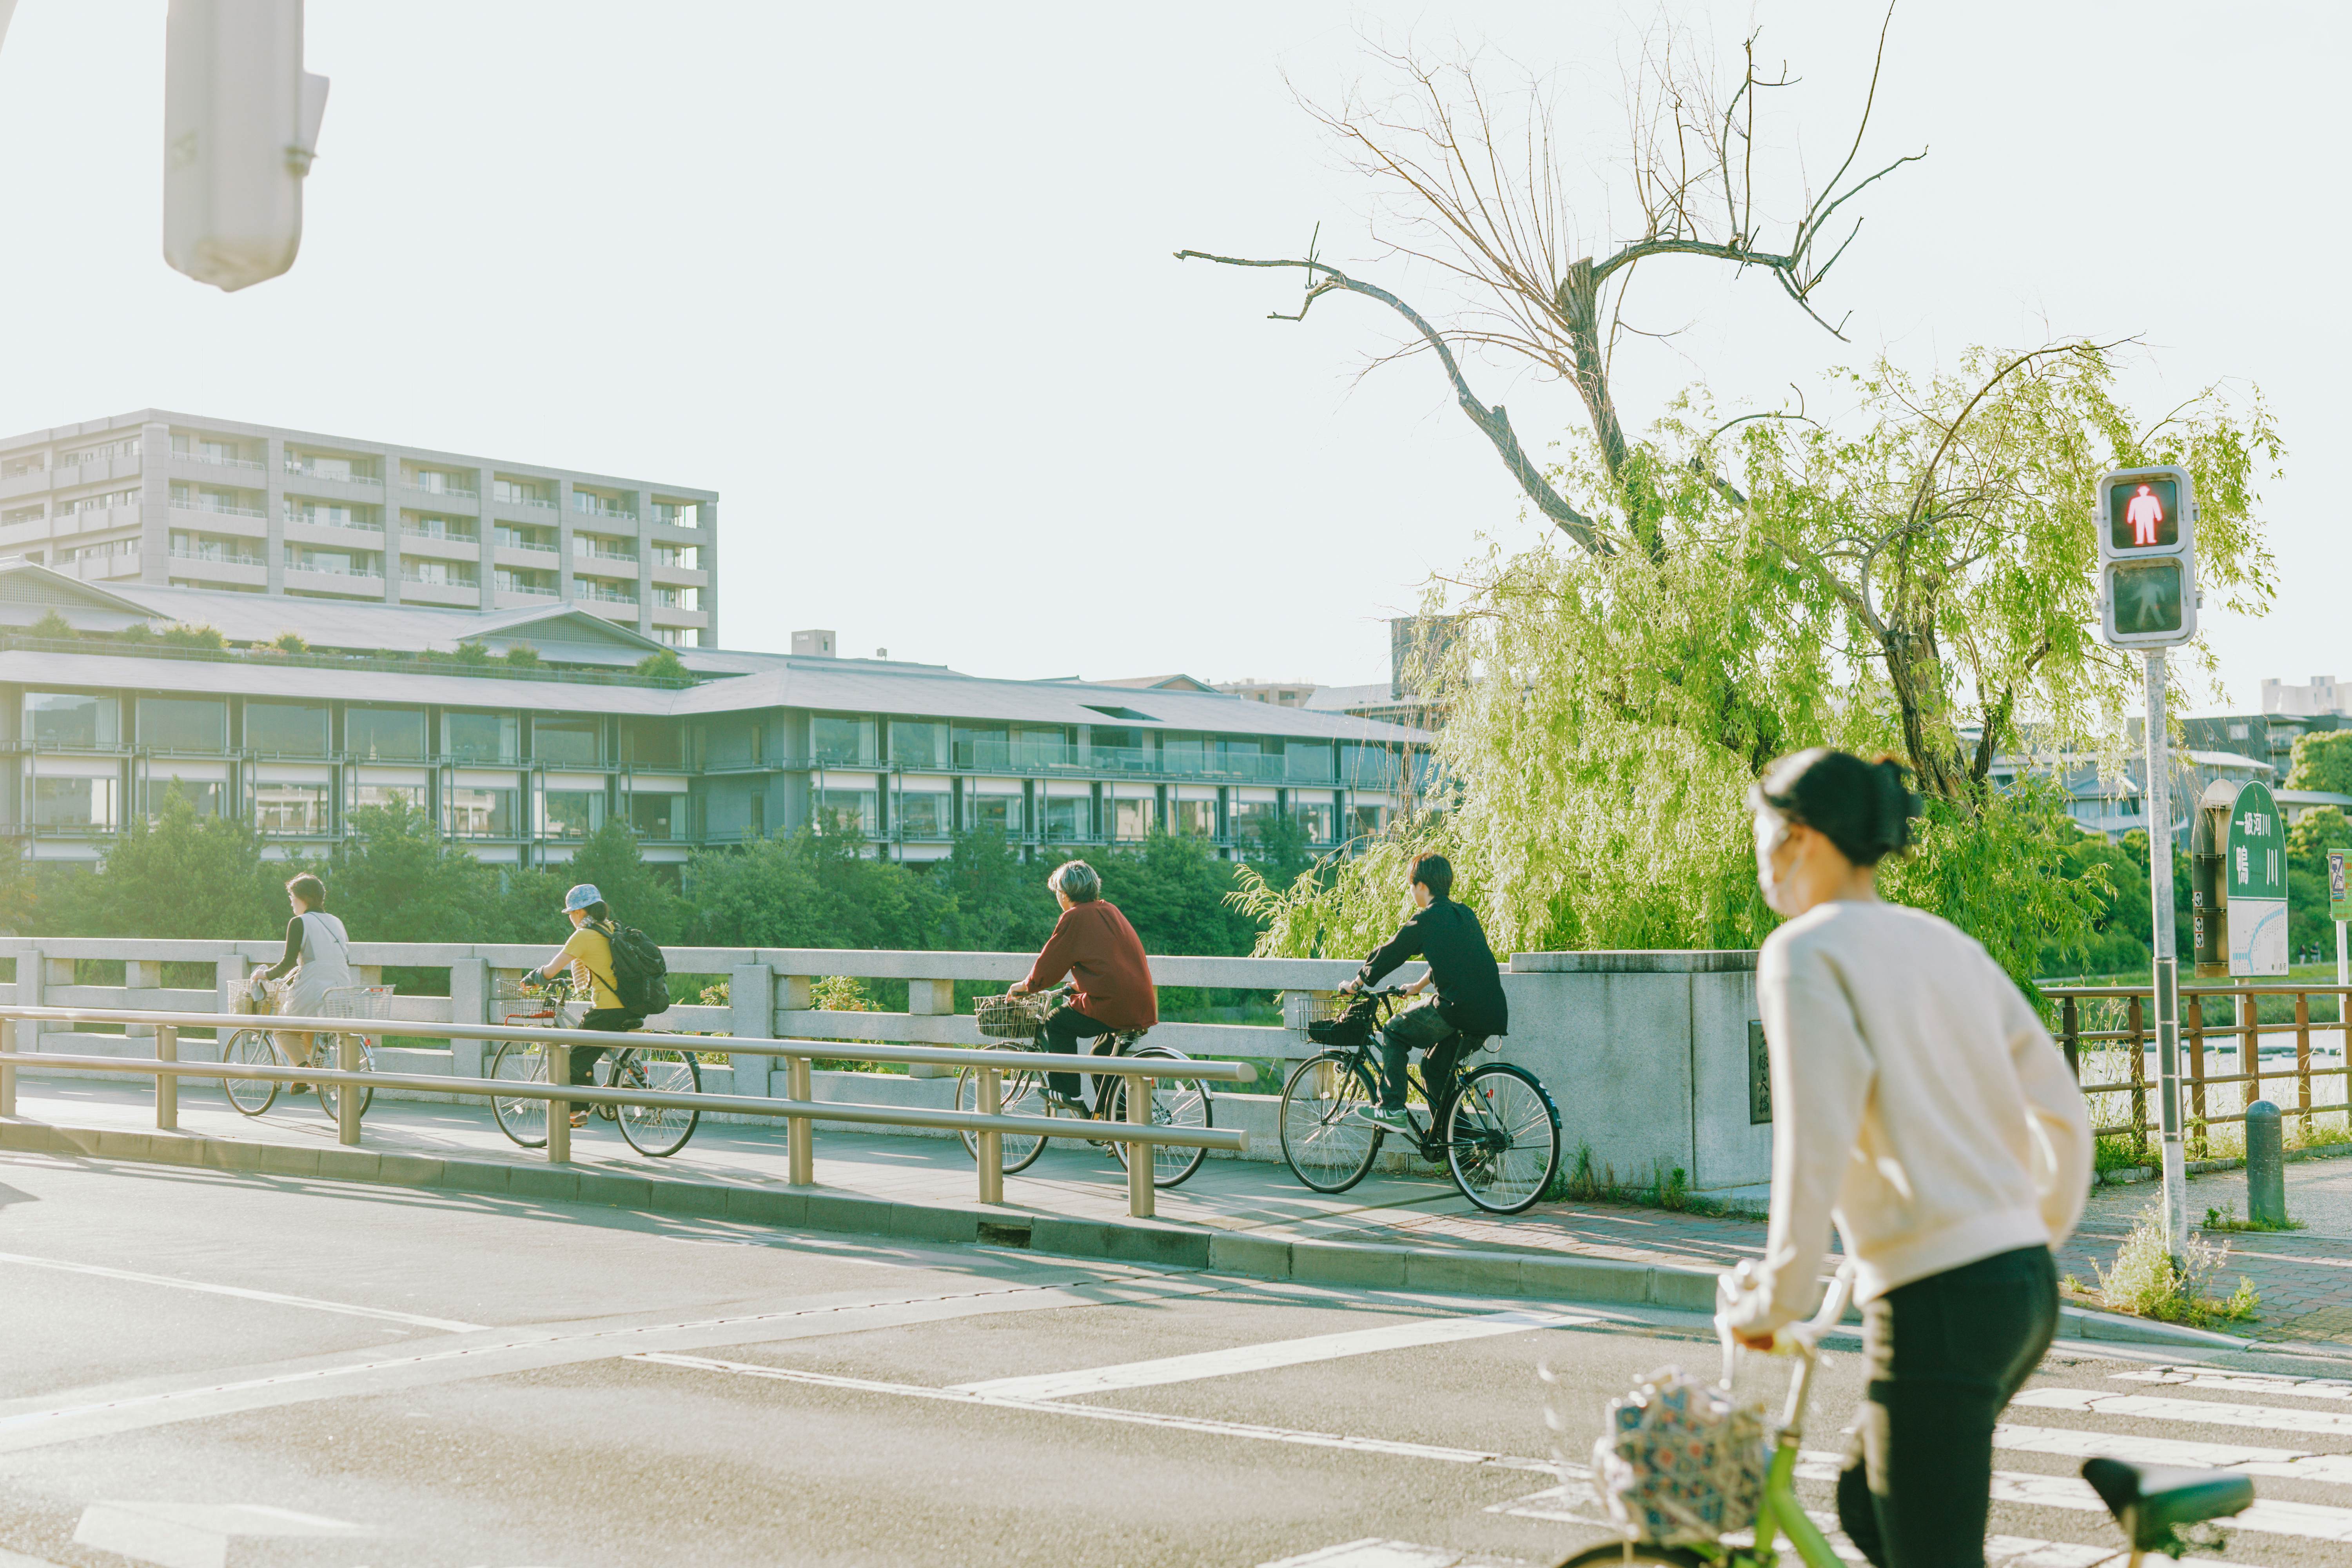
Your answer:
[2094,465,2196,649]
[163,0,330,292]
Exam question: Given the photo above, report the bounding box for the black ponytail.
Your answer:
[1750,748,1921,867]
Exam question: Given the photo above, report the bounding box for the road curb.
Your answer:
[0,1118,2258,1347]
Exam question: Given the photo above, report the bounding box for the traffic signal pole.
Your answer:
[2144,650,2189,1256]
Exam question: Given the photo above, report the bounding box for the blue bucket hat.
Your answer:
[563,883,604,912]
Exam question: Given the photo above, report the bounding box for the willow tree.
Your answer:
[1204,29,2279,980]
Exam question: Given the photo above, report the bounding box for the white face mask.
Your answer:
[1753,807,1806,917]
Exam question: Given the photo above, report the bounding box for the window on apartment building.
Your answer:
[1284,741,1334,782]
[534,717,603,767]
[651,587,700,610]
[1158,732,1204,773]
[172,434,243,465]
[492,477,554,507]
[350,783,425,821]
[812,714,874,766]
[246,701,330,757]
[404,514,475,541]
[256,783,330,834]
[951,724,1007,769]
[619,718,681,768]
[139,778,221,819]
[572,489,631,518]
[628,794,678,840]
[289,452,361,481]
[1293,799,1336,842]
[494,524,557,552]
[2,505,44,526]
[653,627,700,648]
[543,789,604,838]
[1011,727,1068,768]
[653,543,699,569]
[403,561,477,587]
[814,789,875,835]
[898,791,951,838]
[1229,799,1275,841]
[1,455,45,479]
[1351,804,1387,838]
[1111,797,1155,840]
[33,777,118,829]
[967,794,1020,836]
[137,697,228,753]
[889,720,946,768]
[407,466,472,495]
[572,533,634,562]
[64,437,142,466]
[441,711,517,764]
[1175,799,1217,838]
[1045,796,1093,841]
[446,787,518,838]
[26,693,120,748]
[494,568,558,596]
[652,501,700,528]
[347,707,427,762]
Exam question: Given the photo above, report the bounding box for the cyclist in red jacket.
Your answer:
[1008,859,1157,1112]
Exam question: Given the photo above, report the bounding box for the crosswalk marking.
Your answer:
[949,1308,1594,1401]
[0,1249,488,1334]
[1995,1420,2352,1484]
[2013,1386,2352,1437]
[2116,1368,2352,1401]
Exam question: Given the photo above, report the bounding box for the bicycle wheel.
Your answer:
[220,1027,283,1116]
[490,1039,550,1149]
[1104,1047,1213,1188]
[314,1034,377,1123]
[1551,1544,1713,1568]
[613,1047,701,1158]
[1279,1050,1382,1193]
[957,1051,1052,1174]
[1445,1062,1561,1215]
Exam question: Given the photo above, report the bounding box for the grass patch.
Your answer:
[1543,1140,1722,1215]
[2087,1205,2261,1328]
[2203,1201,2305,1234]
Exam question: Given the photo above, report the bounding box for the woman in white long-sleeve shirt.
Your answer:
[1723,749,2092,1568]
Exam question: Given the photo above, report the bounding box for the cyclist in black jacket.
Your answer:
[1342,854,1508,1134]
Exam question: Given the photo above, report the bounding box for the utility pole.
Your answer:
[2096,465,2199,1258]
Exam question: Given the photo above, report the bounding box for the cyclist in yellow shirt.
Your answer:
[530,883,639,1127]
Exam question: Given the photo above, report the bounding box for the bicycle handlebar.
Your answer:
[1713,1258,1857,1386]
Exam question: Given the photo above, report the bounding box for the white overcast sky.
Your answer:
[0,2,2341,714]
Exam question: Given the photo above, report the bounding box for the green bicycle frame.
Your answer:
[1747,1439,1840,1568]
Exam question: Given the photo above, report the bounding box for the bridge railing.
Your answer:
[0,1000,1250,1219]
[2046,982,2352,1160]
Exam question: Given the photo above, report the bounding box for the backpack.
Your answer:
[604,924,671,1018]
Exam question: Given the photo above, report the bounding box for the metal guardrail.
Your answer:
[0,1003,1249,1220]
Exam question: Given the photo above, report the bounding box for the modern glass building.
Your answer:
[0,564,1432,867]
[0,410,716,648]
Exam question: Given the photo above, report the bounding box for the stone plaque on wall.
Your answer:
[1747,1020,1772,1124]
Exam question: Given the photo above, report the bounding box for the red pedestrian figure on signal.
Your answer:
[2125,483,2165,546]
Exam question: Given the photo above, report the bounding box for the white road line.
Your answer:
[1256,1541,1524,1568]
[1995,1421,2352,1485]
[0,1250,487,1333]
[2115,1368,2352,1401]
[950,1307,1595,1401]
[0,1271,1215,1455]
[638,1352,1559,1471]
[2013,1386,2352,1438]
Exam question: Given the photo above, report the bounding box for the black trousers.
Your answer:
[565,1008,641,1087]
[1377,1004,1475,1113]
[1836,1244,2058,1568]
[1039,1005,1117,1100]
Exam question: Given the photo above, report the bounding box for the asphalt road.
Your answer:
[2,1150,2347,1568]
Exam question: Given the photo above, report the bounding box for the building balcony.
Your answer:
[399,579,483,608]
[171,499,265,520]
[174,452,265,472]
[577,584,640,606]
[283,515,384,538]
[283,461,380,485]
[570,501,637,522]
[493,587,559,608]
[284,566,384,596]
[168,546,266,568]
[404,479,479,500]
[399,531,481,560]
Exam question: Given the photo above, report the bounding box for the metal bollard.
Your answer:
[785,1054,813,1185]
[1127,1073,1154,1220]
[337,1031,361,1147]
[156,1025,178,1132]
[0,1018,14,1118]
[546,1042,571,1164]
[2246,1099,2286,1227]
[976,1066,1002,1205]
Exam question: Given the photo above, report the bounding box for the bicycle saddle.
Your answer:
[2080,1457,2253,1550]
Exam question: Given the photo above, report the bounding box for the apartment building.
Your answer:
[0,410,716,648]
[0,565,1431,867]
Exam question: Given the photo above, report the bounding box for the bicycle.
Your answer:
[1279,986,1561,1215]
[1546,1263,2254,1568]
[954,987,1215,1189]
[486,973,702,1158]
[221,982,386,1123]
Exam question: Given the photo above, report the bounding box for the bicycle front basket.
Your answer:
[1302,992,1378,1048]
[973,992,1048,1040]
[1584,1367,1770,1547]
[322,985,396,1022]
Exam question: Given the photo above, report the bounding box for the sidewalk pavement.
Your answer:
[5,1077,2346,1350]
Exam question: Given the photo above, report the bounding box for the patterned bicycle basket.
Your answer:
[973,992,1048,1040]
[1586,1367,1770,1546]
[1301,993,1378,1048]
[321,985,396,1022]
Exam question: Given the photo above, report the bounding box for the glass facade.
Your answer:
[542,789,605,838]
[139,778,221,818]
[256,783,329,834]
[1175,799,1217,838]
[967,794,1019,835]
[629,793,680,839]
[447,786,518,838]
[533,718,602,767]
[350,783,426,815]
[815,788,877,834]
[137,697,228,753]
[1112,797,1155,840]
[813,715,874,766]
[33,777,117,828]
[1044,796,1092,841]
[899,791,951,838]
[248,701,330,756]
[26,693,118,748]
[443,711,518,763]
[1294,799,1335,842]
[890,720,946,768]
[1229,799,1275,841]
[348,707,427,761]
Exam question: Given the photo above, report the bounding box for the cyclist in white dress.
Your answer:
[256,873,352,1089]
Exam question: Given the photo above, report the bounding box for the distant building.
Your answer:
[1990,712,2352,846]
[0,409,716,647]
[2262,676,2352,717]
[1215,680,1319,708]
